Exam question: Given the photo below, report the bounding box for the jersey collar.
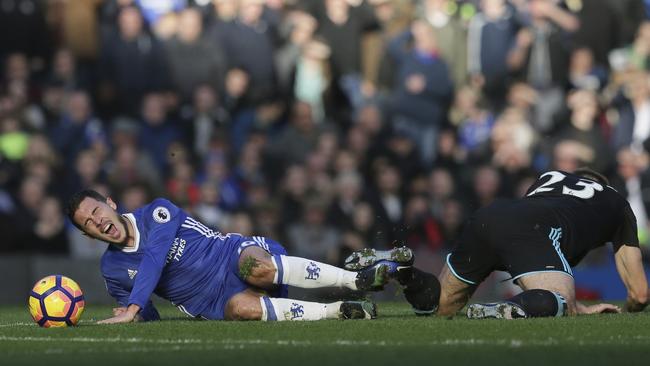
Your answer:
[121,213,140,253]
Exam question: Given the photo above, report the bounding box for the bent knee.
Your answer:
[239,254,276,285]
[225,295,263,321]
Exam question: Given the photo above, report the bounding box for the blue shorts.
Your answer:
[202,236,288,320]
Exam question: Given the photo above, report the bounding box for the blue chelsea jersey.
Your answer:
[101,198,243,320]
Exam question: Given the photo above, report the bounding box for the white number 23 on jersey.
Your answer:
[527,171,603,199]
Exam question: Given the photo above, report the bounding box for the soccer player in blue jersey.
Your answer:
[66,189,394,323]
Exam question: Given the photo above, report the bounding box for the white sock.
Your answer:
[260,297,342,321]
[271,255,358,290]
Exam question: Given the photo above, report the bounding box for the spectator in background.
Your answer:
[611,148,650,248]
[571,0,619,68]
[365,0,415,91]
[610,21,650,73]
[194,181,228,230]
[63,149,106,200]
[427,167,457,219]
[310,0,379,80]
[152,11,179,41]
[12,175,47,250]
[327,171,363,228]
[287,197,341,264]
[54,0,103,61]
[220,140,266,210]
[551,139,593,173]
[0,0,49,64]
[467,0,522,109]
[612,72,650,152]
[366,162,404,247]
[438,198,465,248]
[304,151,333,197]
[451,86,495,161]
[275,10,318,95]
[29,196,68,254]
[211,0,278,103]
[421,0,468,87]
[22,134,60,172]
[138,92,184,173]
[606,0,648,46]
[280,164,310,227]
[433,128,463,172]
[166,159,200,208]
[250,200,282,242]
[378,131,421,185]
[164,8,227,102]
[508,0,579,132]
[403,194,444,251]
[222,67,251,115]
[568,47,608,92]
[2,53,32,105]
[117,182,151,213]
[39,81,67,125]
[224,210,255,236]
[184,84,230,159]
[293,37,332,124]
[210,0,239,25]
[340,201,379,260]
[553,89,611,173]
[99,6,169,116]
[47,90,107,166]
[490,107,536,174]
[106,143,162,195]
[48,48,91,92]
[388,20,454,166]
[309,0,380,114]
[270,101,323,166]
[503,81,537,130]
[469,164,502,211]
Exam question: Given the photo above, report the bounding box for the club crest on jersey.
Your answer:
[289,303,304,319]
[153,206,171,223]
[305,262,320,280]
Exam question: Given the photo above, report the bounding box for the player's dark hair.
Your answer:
[574,167,609,186]
[65,190,108,230]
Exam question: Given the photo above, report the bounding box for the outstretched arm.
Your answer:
[614,245,649,312]
[101,276,161,323]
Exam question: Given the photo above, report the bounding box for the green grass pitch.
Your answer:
[1,303,650,366]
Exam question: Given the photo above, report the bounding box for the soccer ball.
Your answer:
[28,275,85,328]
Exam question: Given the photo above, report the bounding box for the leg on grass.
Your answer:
[224,289,375,321]
[436,263,477,317]
[239,246,359,290]
[515,272,576,315]
[396,267,441,315]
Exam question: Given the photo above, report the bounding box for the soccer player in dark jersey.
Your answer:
[65,189,400,323]
[348,169,649,318]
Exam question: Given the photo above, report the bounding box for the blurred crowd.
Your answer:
[0,0,650,267]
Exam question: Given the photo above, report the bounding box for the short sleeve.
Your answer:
[612,202,640,252]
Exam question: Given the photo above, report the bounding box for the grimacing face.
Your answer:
[73,197,129,245]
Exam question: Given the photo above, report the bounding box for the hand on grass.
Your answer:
[577,303,621,315]
[98,304,140,324]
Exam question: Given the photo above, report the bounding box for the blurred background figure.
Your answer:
[387,20,454,166]
[164,7,226,103]
[99,5,169,116]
